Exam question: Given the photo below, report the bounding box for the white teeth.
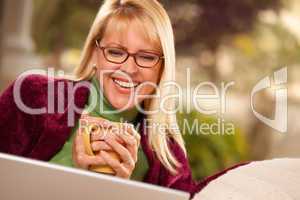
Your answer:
[113,79,138,88]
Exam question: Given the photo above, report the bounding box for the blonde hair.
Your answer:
[73,0,186,174]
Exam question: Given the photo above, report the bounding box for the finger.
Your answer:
[90,129,108,141]
[122,123,141,145]
[101,151,130,178]
[105,137,135,169]
[118,131,137,146]
[120,138,138,163]
[103,132,125,145]
[117,132,138,162]
[110,125,139,163]
[76,153,106,167]
[91,141,112,151]
[84,154,106,166]
[74,131,87,154]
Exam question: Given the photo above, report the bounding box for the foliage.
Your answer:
[33,0,100,54]
[163,0,282,51]
[177,110,249,180]
[32,0,283,54]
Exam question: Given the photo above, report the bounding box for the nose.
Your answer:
[119,55,139,75]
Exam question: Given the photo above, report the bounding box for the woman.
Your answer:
[0,0,243,199]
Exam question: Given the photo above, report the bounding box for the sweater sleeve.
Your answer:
[0,76,44,156]
[0,81,18,154]
[0,80,32,155]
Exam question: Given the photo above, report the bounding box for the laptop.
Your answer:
[0,153,189,200]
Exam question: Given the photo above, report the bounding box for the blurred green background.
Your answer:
[1,0,300,181]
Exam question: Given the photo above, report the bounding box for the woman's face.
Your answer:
[93,21,163,110]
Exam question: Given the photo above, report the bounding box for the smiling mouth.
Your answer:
[112,78,139,89]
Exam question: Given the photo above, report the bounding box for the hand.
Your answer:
[102,123,141,179]
[88,116,141,179]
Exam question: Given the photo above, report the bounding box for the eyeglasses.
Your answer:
[95,40,164,68]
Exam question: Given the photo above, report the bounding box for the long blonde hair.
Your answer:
[74,0,186,174]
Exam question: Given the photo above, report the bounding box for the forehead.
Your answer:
[101,15,161,52]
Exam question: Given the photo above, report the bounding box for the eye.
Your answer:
[106,48,126,57]
[137,53,158,61]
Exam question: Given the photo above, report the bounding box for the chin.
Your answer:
[104,76,137,110]
[109,96,135,110]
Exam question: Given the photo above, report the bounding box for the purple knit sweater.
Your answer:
[0,74,248,199]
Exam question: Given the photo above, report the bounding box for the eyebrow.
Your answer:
[102,42,161,54]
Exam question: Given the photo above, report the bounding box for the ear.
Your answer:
[88,45,102,72]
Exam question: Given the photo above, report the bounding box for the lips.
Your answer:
[112,77,140,89]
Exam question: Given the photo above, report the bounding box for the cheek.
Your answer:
[98,58,113,70]
[137,68,162,96]
[96,60,116,101]
[96,57,118,88]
